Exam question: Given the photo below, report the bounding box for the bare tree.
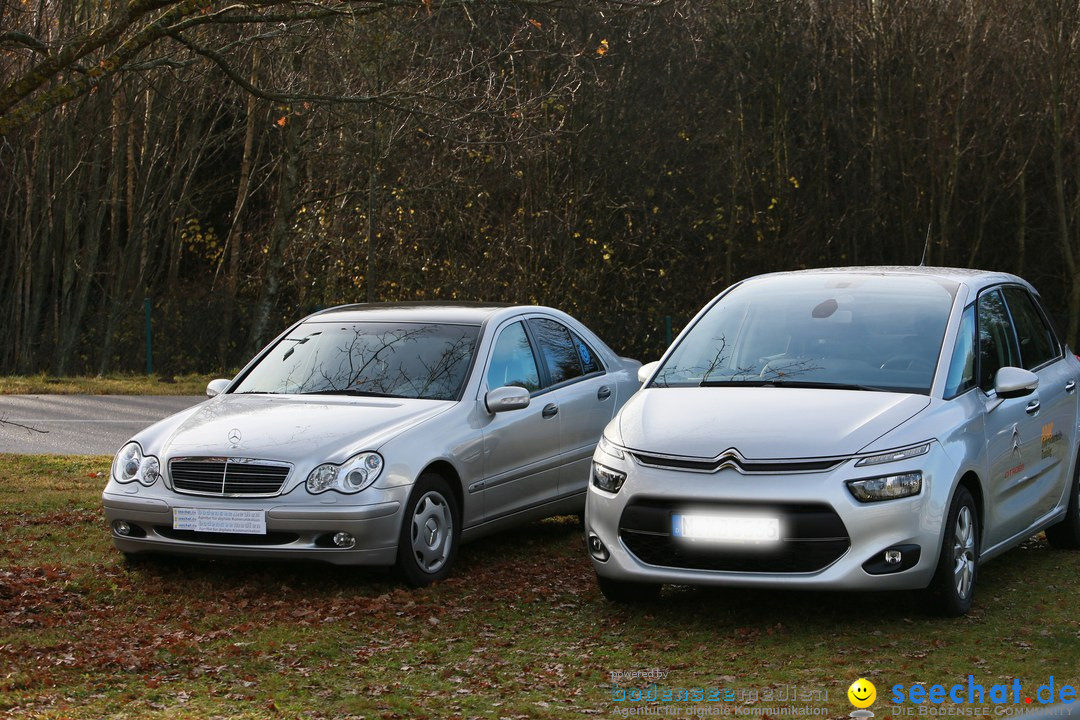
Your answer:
[5,0,1080,375]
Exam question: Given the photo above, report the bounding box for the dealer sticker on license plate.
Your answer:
[672,513,780,544]
[173,508,266,535]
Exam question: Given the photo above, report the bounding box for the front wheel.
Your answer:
[397,474,460,587]
[926,485,979,616]
[1045,452,1080,550]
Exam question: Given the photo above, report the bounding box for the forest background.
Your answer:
[3,0,1080,376]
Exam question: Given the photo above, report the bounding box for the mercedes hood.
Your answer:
[136,393,454,464]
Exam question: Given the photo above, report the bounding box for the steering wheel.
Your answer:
[880,354,934,372]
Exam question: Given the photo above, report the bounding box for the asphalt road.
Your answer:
[0,395,203,455]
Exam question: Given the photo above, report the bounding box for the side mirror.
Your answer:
[206,378,231,398]
[994,367,1039,399]
[637,361,660,385]
[485,385,531,414]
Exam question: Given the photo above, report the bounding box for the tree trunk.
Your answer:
[91,86,128,376]
[1015,169,1026,277]
[1051,73,1076,346]
[246,106,301,355]
[366,117,378,303]
[219,48,261,370]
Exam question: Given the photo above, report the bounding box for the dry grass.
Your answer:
[1,454,1078,719]
[0,374,217,396]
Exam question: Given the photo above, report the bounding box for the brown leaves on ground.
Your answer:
[0,565,84,628]
[0,506,100,531]
[0,516,603,716]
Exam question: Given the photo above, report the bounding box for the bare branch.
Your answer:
[0,0,207,134]
[0,0,199,118]
[0,31,49,53]
[0,417,49,434]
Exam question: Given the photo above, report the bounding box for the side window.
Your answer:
[1003,287,1060,370]
[572,331,604,375]
[977,289,1020,393]
[529,318,584,385]
[945,305,976,399]
[486,322,541,392]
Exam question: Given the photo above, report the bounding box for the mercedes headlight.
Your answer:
[306,452,384,494]
[111,442,160,487]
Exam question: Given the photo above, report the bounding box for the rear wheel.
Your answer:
[927,486,979,616]
[397,474,460,587]
[1045,453,1080,550]
[596,574,661,603]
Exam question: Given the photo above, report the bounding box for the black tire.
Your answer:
[926,485,979,617]
[596,573,661,603]
[397,474,460,587]
[1045,452,1080,550]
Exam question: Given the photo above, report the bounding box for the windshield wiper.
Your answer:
[699,379,770,387]
[765,380,889,391]
[301,389,398,397]
[700,379,889,392]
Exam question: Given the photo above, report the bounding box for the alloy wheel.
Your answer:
[953,505,976,599]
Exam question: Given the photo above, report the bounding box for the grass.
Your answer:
[0,374,216,396]
[1,454,1078,719]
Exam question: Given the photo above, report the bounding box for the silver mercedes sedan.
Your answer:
[586,268,1080,615]
[103,303,640,585]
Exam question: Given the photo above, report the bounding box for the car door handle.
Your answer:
[1067,380,1076,393]
[1026,400,1041,415]
[597,385,611,401]
[542,403,559,419]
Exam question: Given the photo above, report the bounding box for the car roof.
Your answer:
[748,266,1030,293]
[304,301,514,325]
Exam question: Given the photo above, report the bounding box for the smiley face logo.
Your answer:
[848,678,877,709]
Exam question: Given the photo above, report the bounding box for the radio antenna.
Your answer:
[919,225,931,266]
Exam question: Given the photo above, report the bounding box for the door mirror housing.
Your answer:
[637,361,660,385]
[485,385,531,414]
[206,378,231,398]
[994,366,1039,399]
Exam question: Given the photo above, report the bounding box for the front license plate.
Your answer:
[173,508,266,535]
[672,513,780,544]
